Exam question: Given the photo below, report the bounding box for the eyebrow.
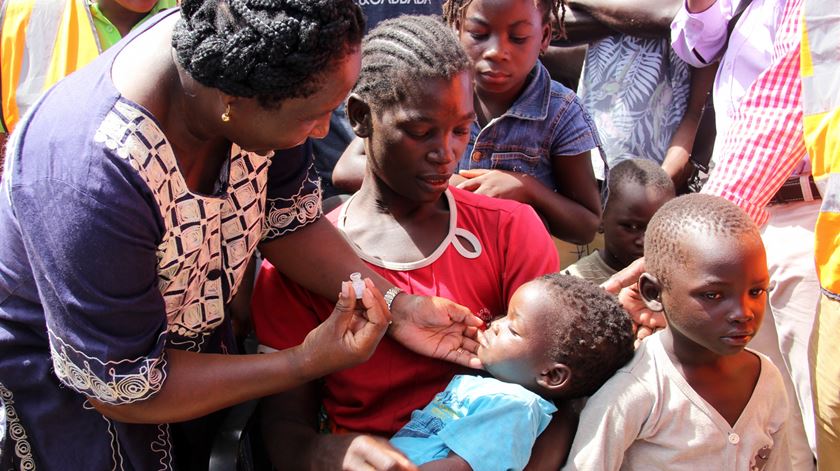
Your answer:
[464,17,535,27]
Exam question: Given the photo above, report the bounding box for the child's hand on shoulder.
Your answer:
[456,169,533,203]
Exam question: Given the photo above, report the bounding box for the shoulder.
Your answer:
[450,186,539,219]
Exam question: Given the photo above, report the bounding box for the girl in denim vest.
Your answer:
[444,0,603,244]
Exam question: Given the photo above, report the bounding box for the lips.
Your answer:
[720,331,754,347]
[418,174,451,190]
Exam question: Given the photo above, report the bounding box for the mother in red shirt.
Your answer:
[251,15,563,471]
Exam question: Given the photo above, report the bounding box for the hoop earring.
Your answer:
[221,105,231,122]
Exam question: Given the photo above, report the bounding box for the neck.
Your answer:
[660,328,724,369]
[353,177,446,223]
[97,0,148,37]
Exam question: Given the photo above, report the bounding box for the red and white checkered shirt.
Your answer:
[701,0,805,226]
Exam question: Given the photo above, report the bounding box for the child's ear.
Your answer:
[539,22,551,55]
[346,94,372,138]
[537,363,571,392]
[638,273,664,312]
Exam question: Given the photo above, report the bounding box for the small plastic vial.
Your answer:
[349,272,364,299]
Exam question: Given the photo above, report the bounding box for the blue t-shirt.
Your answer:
[458,62,601,192]
[391,375,557,470]
[0,9,321,470]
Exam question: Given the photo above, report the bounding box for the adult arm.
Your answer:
[457,151,601,244]
[700,0,805,226]
[565,0,682,39]
[91,280,390,423]
[331,136,366,193]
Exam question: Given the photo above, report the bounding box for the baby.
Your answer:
[391,274,635,470]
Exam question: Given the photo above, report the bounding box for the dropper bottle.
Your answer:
[350,272,365,299]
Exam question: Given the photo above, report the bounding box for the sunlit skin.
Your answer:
[641,231,769,425]
[656,233,768,361]
[340,70,477,265]
[477,280,560,394]
[457,0,551,120]
[601,184,674,271]
[221,49,362,155]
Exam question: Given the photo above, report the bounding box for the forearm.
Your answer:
[91,347,314,424]
[566,0,681,37]
[662,64,715,189]
[525,402,579,470]
[259,217,394,302]
[528,180,600,244]
[420,455,471,471]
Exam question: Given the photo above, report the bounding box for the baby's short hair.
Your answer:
[606,159,675,207]
[536,274,634,398]
[645,194,761,288]
[351,15,470,111]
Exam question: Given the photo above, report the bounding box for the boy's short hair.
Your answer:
[606,159,675,207]
[645,194,761,288]
[537,274,635,398]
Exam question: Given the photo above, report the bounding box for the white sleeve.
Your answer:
[670,0,732,67]
[561,371,654,471]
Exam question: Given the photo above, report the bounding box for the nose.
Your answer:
[427,136,458,167]
[482,35,509,61]
[308,115,331,140]
[728,295,758,323]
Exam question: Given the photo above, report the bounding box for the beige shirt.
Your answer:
[563,250,617,286]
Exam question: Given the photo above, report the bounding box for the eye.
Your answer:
[508,325,520,337]
[404,127,430,139]
[453,126,471,136]
[467,30,488,41]
[749,287,767,297]
[510,35,528,44]
[702,292,722,300]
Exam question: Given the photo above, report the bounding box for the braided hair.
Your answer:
[172,0,364,107]
[350,15,470,111]
[442,0,566,40]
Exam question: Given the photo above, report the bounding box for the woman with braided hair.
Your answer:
[0,1,484,469]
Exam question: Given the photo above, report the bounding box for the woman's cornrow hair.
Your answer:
[442,0,566,40]
[172,0,364,107]
[351,15,470,110]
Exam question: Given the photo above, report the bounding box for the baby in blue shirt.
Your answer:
[391,274,635,470]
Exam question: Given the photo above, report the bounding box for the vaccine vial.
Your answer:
[350,272,364,299]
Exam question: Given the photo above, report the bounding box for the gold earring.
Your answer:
[221,104,231,122]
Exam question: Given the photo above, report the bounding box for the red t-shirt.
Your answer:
[251,188,559,436]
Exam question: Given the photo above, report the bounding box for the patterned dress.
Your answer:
[0,9,321,470]
[578,34,691,179]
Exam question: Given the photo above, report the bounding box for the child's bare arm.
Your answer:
[456,151,600,244]
[419,453,472,471]
[661,64,718,190]
[526,401,579,470]
[332,136,367,193]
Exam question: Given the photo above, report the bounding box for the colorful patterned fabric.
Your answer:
[578,35,690,178]
[700,0,806,227]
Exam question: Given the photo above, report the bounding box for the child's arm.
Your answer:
[457,151,601,244]
[419,453,472,471]
[331,136,366,193]
[661,64,717,191]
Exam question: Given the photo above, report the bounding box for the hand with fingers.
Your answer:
[299,278,391,378]
[389,294,485,370]
[600,257,667,348]
[339,435,419,471]
[456,169,533,203]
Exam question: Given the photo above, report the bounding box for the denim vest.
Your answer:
[458,62,601,192]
